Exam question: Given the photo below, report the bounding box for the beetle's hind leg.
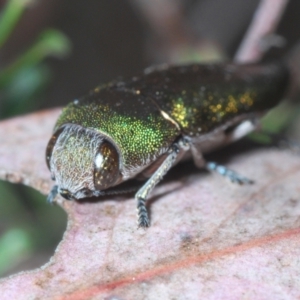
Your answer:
[205,162,253,184]
[190,143,253,184]
[136,138,189,228]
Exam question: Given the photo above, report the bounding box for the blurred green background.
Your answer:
[0,0,300,277]
[0,0,71,276]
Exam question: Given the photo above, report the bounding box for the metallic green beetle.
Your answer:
[46,62,289,227]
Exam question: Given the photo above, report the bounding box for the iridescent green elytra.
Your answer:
[46,62,289,227]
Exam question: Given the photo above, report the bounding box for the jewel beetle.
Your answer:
[46,62,290,227]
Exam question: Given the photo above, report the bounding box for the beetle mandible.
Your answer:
[46,62,289,227]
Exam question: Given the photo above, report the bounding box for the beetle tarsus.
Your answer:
[206,162,254,184]
[137,197,150,228]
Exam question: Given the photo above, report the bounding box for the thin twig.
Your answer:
[234,0,289,63]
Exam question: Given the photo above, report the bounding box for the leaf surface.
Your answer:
[0,110,300,300]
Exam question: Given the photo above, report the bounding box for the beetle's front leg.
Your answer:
[136,138,189,228]
[47,185,58,204]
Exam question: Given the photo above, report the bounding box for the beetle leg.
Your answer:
[190,143,206,168]
[206,162,254,184]
[47,185,58,204]
[136,138,188,228]
[190,142,253,184]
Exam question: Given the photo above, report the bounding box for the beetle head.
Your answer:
[46,124,121,200]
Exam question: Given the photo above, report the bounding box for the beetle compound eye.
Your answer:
[94,141,120,190]
[45,127,65,170]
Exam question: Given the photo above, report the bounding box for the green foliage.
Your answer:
[0,1,71,118]
[249,101,300,144]
[0,0,33,48]
[0,181,67,276]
